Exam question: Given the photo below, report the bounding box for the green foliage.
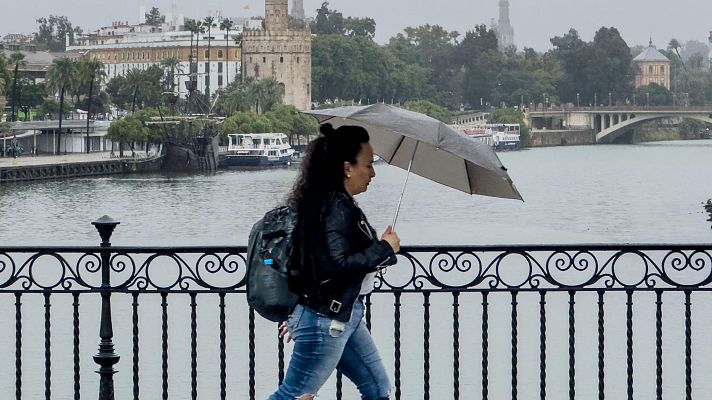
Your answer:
[35,15,79,51]
[38,99,60,117]
[634,83,671,106]
[491,108,531,146]
[264,104,318,144]
[107,116,150,145]
[403,100,451,123]
[214,77,284,116]
[106,66,164,112]
[220,111,273,136]
[311,2,345,35]
[678,118,707,139]
[145,7,164,26]
[550,27,633,105]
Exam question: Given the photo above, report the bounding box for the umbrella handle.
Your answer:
[392,141,418,229]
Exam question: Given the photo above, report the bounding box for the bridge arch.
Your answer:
[595,113,712,143]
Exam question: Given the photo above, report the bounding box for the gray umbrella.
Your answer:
[304,103,523,225]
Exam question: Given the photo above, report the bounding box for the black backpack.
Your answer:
[246,205,301,322]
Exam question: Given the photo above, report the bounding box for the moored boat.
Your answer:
[220,133,295,167]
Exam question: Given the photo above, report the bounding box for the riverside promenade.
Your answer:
[0,151,159,182]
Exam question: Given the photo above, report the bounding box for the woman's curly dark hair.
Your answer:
[288,122,370,211]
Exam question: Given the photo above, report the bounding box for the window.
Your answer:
[205,49,210,58]
[649,65,653,74]
[205,62,209,72]
[297,57,300,63]
[218,76,223,86]
[263,57,266,63]
[217,50,223,58]
[280,56,284,63]
[218,62,223,73]
[660,65,665,74]
[205,76,209,87]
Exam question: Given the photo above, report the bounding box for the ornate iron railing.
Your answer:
[1,218,711,400]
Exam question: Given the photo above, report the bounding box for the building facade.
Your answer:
[495,0,514,51]
[241,0,312,110]
[67,20,248,98]
[633,40,671,89]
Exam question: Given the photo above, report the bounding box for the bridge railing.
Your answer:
[529,105,712,113]
[1,218,712,399]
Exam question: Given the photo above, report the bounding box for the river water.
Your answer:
[1,140,711,399]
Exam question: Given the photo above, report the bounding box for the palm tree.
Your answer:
[184,18,199,89]
[80,59,106,153]
[203,16,217,96]
[9,52,26,122]
[253,78,285,114]
[219,18,235,87]
[668,39,686,71]
[45,57,76,154]
[125,68,145,113]
[159,56,184,92]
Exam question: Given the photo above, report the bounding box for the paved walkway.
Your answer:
[0,152,151,167]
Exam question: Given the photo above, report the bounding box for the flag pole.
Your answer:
[392,141,418,229]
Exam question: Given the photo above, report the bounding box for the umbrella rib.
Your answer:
[387,135,407,164]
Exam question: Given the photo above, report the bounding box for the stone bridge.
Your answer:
[528,106,712,143]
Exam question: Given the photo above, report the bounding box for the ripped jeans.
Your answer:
[268,297,390,400]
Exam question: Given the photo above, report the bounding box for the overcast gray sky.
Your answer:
[2,0,711,51]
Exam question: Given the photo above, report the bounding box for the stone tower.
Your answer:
[265,0,288,31]
[241,0,312,110]
[496,0,514,51]
[290,0,305,20]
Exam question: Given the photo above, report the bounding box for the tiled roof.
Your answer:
[633,46,670,62]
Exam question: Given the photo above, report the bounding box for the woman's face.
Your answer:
[344,142,375,196]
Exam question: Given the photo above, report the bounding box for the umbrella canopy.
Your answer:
[304,103,523,201]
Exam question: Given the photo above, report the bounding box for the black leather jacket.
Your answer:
[303,190,397,322]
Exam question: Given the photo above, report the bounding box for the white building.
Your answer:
[67,19,248,99]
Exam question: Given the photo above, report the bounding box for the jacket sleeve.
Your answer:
[319,197,397,278]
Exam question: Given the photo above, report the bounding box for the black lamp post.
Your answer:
[92,215,120,400]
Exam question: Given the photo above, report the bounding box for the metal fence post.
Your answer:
[92,215,120,400]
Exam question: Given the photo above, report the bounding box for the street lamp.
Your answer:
[646,92,650,107]
[633,92,636,106]
[576,93,580,108]
[594,92,597,108]
[608,92,612,107]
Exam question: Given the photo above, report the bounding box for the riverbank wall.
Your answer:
[529,129,595,146]
[0,156,161,183]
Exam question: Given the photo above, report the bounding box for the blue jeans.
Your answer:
[268,298,390,400]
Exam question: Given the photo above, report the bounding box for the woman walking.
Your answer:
[268,123,400,400]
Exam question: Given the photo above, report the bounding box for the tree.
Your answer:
[404,100,451,123]
[634,83,671,106]
[668,39,686,71]
[264,104,318,145]
[35,15,79,51]
[106,116,149,157]
[344,17,376,39]
[219,111,273,136]
[160,57,183,92]
[79,59,106,152]
[45,57,76,154]
[310,2,345,35]
[219,18,235,85]
[145,7,164,26]
[203,16,217,96]
[253,78,285,113]
[491,108,531,146]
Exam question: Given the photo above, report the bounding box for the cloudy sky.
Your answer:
[2,0,711,51]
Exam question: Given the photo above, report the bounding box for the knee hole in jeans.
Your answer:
[296,394,315,400]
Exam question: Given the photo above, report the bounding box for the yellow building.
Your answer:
[633,40,671,89]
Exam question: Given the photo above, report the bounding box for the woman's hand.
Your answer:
[278,321,292,343]
[381,225,400,253]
